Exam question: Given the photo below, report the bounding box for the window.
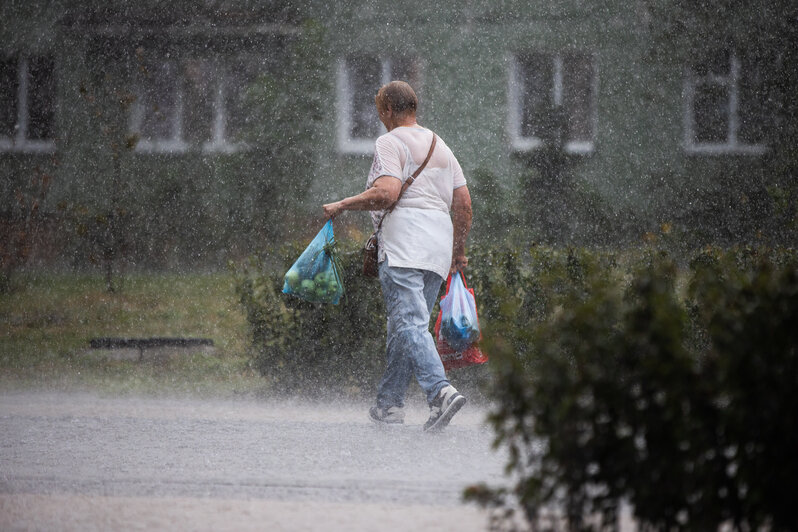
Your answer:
[508,51,596,154]
[684,51,768,154]
[336,55,420,154]
[131,59,186,152]
[183,58,255,154]
[0,55,56,153]
[130,56,255,154]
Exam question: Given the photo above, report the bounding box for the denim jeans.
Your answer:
[377,263,449,408]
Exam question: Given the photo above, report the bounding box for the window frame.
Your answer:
[129,59,188,154]
[130,58,247,155]
[683,52,768,155]
[201,65,249,155]
[507,51,598,155]
[0,55,56,154]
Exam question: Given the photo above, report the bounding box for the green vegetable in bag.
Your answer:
[282,220,344,304]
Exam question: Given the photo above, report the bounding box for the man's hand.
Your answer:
[451,185,472,274]
[451,254,468,273]
[323,201,345,219]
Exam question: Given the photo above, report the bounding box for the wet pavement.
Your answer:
[0,391,508,531]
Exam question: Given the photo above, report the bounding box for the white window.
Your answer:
[183,58,253,154]
[130,59,187,153]
[508,51,597,154]
[0,55,56,153]
[684,51,768,154]
[130,57,253,154]
[336,55,420,154]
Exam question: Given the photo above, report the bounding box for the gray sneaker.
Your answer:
[369,405,405,425]
[423,385,466,432]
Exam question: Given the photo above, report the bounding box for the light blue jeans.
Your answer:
[377,263,449,408]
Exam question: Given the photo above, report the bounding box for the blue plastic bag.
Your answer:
[282,220,344,304]
[438,271,481,352]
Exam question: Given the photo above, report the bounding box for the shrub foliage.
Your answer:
[467,246,798,531]
[236,241,387,396]
[236,239,494,398]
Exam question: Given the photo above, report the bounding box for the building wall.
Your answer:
[0,0,790,269]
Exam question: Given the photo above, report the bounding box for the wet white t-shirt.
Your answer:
[366,126,466,279]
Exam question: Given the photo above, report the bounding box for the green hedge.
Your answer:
[235,242,640,399]
[235,239,512,398]
[466,246,798,531]
[236,241,387,396]
[234,241,609,398]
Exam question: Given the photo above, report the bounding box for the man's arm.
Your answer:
[323,176,402,219]
[451,185,472,272]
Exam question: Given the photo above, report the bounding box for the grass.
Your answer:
[0,271,266,397]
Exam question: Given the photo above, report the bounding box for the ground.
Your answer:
[0,390,508,532]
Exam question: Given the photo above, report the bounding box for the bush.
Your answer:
[467,246,798,531]
[687,247,798,529]
[235,240,616,399]
[236,240,387,396]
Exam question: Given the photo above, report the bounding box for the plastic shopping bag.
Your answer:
[434,271,488,370]
[282,219,344,304]
[438,271,480,350]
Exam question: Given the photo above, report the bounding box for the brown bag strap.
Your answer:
[378,133,437,228]
[398,133,437,199]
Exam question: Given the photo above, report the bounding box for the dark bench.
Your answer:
[88,337,215,361]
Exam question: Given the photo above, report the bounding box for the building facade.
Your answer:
[1,0,793,269]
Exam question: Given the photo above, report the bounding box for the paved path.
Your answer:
[0,391,509,531]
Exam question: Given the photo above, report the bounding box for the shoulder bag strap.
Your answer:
[377,133,437,229]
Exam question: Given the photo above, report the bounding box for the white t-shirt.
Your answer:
[366,126,467,279]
